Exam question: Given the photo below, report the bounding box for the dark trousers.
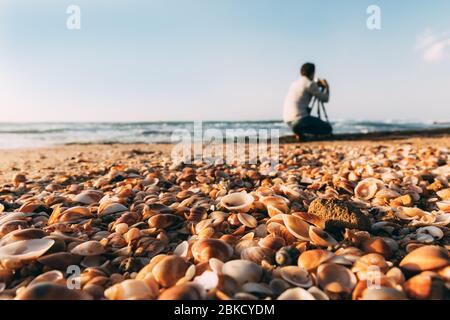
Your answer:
[289,116,332,136]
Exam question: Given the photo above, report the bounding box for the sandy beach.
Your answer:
[0,133,449,300]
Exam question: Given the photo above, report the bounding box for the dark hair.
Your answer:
[300,63,315,78]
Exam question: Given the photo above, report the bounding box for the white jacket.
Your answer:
[283,76,329,123]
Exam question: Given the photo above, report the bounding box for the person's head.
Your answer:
[300,63,315,80]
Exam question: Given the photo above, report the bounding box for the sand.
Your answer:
[1,135,449,185]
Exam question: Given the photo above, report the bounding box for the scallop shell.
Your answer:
[191,239,233,262]
[399,245,449,272]
[277,287,315,300]
[282,214,310,241]
[317,263,357,294]
[354,178,384,200]
[71,241,105,256]
[220,192,254,213]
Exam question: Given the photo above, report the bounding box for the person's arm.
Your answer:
[308,81,330,103]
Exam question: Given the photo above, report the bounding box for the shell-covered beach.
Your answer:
[0,136,449,300]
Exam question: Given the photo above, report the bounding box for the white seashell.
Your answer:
[416,226,444,241]
[209,258,224,274]
[222,260,262,285]
[71,240,105,256]
[0,238,54,264]
[277,288,315,300]
[194,271,219,291]
[174,241,189,258]
[354,178,384,200]
[220,192,254,213]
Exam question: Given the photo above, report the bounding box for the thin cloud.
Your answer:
[416,29,450,62]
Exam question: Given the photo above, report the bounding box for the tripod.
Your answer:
[309,88,330,124]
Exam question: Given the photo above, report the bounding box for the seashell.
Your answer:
[124,227,141,244]
[354,178,384,200]
[399,245,449,272]
[237,213,258,229]
[317,263,357,294]
[158,283,206,300]
[361,237,393,258]
[436,188,450,200]
[432,213,450,226]
[352,253,389,279]
[404,272,446,300]
[152,255,190,287]
[292,212,324,228]
[436,200,450,212]
[98,202,128,216]
[241,282,273,296]
[386,267,405,285]
[15,282,91,300]
[71,241,105,256]
[395,207,433,221]
[220,192,254,213]
[28,270,65,287]
[192,239,233,262]
[261,195,289,217]
[73,190,103,205]
[360,287,406,300]
[148,214,182,229]
[282,214,310,241]
[13,173,27,186]
[258,235,285,251]
[174,241,189,258]
[277,287,315,300]
[104,279,157,300]
[275,246,300,266]
[37,252,83,270]
[308,226,338,247]
[280,266,313,288]
[390,194,414,207]
[240,246,274,264]
[0,238,54,268]
[186,206,207,221]
[222,260,262,285]
[193,270,219,290]
[307,286,330,300]
[416,226,444,242]
[298,249,334,272]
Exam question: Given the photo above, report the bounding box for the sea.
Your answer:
[0,120,449,149]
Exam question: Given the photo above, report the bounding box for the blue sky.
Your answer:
[0,0,449,122]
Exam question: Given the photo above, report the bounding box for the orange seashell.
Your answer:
[400,245,449,272]
[191,239,233,262]
[152,255,190,287]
